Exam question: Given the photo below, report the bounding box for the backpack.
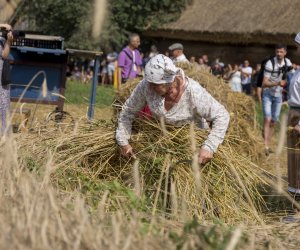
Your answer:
[256,56,289,88]
[1,59,11,86]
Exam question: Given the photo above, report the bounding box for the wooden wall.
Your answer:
[145,37,300,66]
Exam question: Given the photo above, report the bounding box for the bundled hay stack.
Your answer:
[115,64,263,161]
[18,65,270,224]
[44,118,268,223]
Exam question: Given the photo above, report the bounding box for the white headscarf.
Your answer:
[145,54,184,84]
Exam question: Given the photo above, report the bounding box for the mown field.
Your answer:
[4,76,300,250]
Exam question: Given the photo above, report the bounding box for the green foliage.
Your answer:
[19,0,191,51]
[105,0,192,50]
[64,80,115,107]
[22,0,98,50]
[169,218,248,250]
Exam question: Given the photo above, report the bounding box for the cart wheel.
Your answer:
[45,110,75,132]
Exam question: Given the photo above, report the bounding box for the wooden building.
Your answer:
[143,0,300,65]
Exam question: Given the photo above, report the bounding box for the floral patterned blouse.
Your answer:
[116,77,230,153]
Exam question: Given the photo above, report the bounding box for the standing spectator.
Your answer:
[229,64,242,92]
[100,59,108,85]
[240,60,253,95]
[222,64,231,83]
[189,55,199,68]
[202,54,210,67]
[252,64,262,101]
[0,24,13,135]
[198,57,210,71]
[262,44,292,155]
[168,43,189,63]
[71,66,81,81]
[149,45,159,58]
[211,58,224,78]
[118,33,142,85]
[107,51,118,84]
[286,32,300,203]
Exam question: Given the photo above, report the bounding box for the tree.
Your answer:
[102,0,191,51]
[18,0,191,51]
[21,0,97,50]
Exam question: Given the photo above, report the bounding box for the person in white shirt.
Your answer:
[286,32,300,197]
[262,44,292,155]
[240,60,253,95]
[168,43,189,64]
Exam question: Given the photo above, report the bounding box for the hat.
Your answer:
[144,54,180,84]
[295,32,300,45]
[168,43,184,51]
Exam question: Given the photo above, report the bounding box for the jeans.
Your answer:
[262,89,282,122]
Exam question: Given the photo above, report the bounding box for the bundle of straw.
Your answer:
[18,65,270,223]
[115,64,263,162]
[40,116,269,223]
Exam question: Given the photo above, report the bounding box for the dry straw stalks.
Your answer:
[14,64,300,248]
[19,64,273,224]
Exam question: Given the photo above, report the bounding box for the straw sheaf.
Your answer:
[33,119,267,223]
[144,0,300,45]
[116,63,263,162]
[16,65,271,223]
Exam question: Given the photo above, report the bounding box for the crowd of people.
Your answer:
[0,25,299,211]
[114,32,300,208]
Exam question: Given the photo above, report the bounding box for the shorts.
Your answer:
[107,63,115,76]
[262,89,282,122]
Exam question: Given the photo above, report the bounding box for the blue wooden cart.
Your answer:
[8,33,101,130]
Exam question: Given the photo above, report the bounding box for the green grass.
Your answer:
[64,80,115,107]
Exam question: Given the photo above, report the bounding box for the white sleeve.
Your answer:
[116,81,147,146]
[286,58,292,67]
[190,83,230,152]
[264,60,272,78]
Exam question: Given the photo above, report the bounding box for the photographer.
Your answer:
[262,44,292,155]
[0,24,13,135]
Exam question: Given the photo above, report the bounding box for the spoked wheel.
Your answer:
[44,110,75,132]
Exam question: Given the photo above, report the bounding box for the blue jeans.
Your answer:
[262,89,282,122]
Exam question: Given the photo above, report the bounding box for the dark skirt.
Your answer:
[287,108,300,194]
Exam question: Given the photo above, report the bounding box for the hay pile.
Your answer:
[18,65,273,224]
[115,64,263,162]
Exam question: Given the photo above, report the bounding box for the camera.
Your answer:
[0,27,25,40]
[281,65,294,80]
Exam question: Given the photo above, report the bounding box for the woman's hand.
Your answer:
[120,144,136,159]
[198,148,213,164]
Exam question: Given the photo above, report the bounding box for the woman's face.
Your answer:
[149,77,179,96]
[149,82,170,96]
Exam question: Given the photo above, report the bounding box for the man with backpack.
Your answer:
[260,44,292,155]
[117,33,143,85]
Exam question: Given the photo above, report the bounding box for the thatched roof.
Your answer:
[144,0,300,45]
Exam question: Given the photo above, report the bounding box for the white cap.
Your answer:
[295,32,300,45]
[145,54,180,84]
